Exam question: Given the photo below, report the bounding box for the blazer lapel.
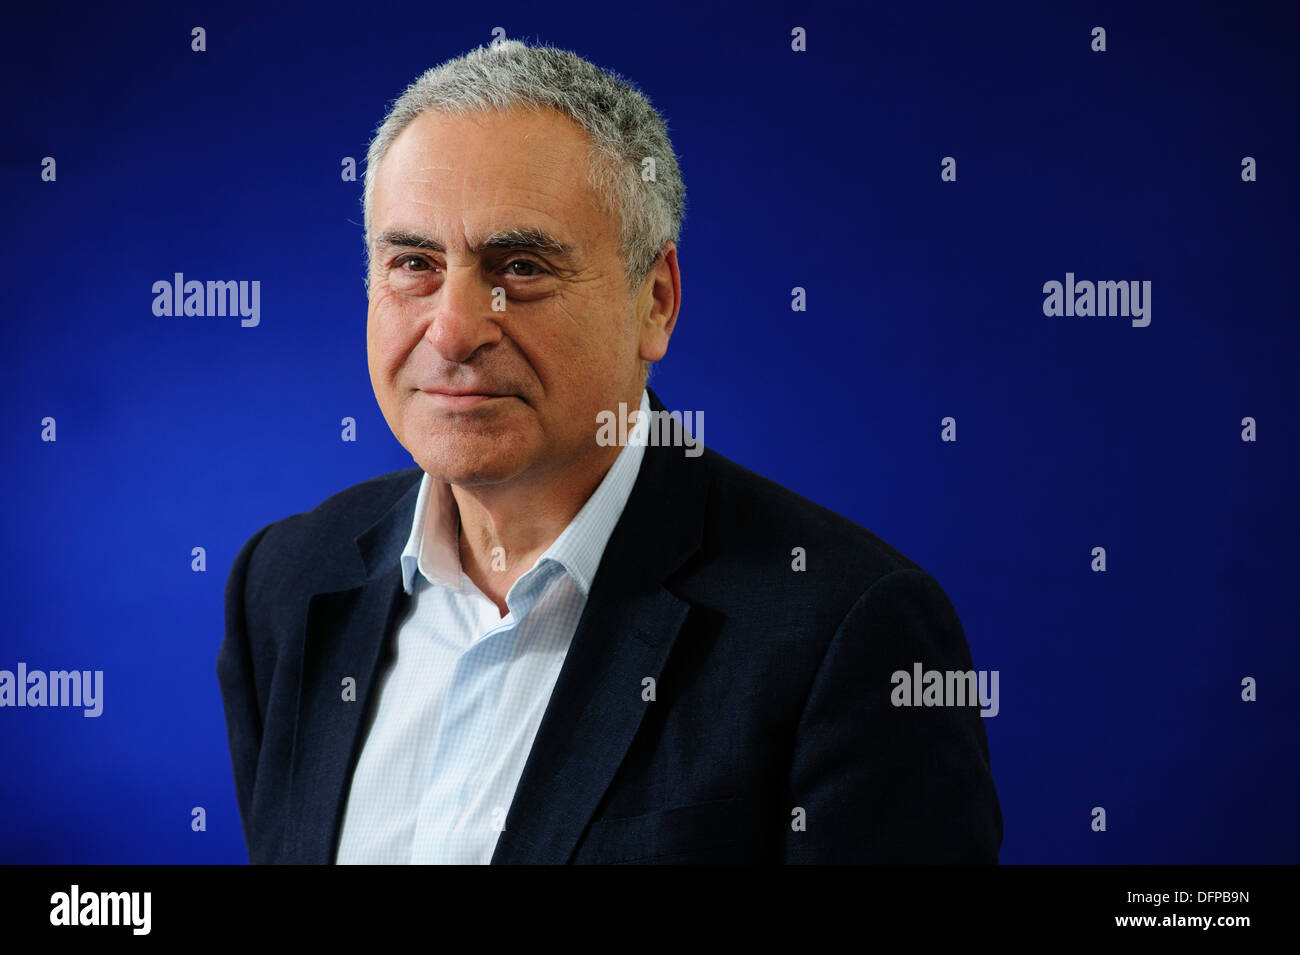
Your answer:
[491,388,707,864]
[283,472,421,864]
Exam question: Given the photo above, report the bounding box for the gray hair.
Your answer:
[362,40,686,297]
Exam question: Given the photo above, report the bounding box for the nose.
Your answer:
[425,263,503,363]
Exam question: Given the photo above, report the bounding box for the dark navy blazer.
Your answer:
[217,388,1003,864]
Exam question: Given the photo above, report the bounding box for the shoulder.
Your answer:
[278,465,422,532]
[236,466,422,596]
[697,446,922,577]
[678,446,937,630]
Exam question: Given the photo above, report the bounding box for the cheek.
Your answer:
[552,291,634,371]
[367,291,415,377]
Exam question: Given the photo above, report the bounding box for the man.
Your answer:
[216,40,1002,864]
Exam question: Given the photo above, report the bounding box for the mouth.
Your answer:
[418,388,511,411]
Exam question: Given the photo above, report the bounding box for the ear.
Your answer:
[636,242,681,363]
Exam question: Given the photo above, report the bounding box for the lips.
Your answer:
[419,388,507,410]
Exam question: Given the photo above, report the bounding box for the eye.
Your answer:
[506,259,548,277]
[395,254,432,271]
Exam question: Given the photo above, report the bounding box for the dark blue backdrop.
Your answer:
[2,0,1296,864]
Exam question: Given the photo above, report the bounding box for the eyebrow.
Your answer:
[373,227,577,260]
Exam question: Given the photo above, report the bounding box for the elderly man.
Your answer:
[217,40,1002,864]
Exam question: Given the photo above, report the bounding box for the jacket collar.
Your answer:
[284,386,708,864]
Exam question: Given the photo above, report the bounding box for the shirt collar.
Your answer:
[400,389,650,597]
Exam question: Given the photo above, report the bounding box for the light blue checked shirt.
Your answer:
[335,389,650,864]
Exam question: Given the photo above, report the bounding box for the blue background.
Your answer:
[2,0,1296,864]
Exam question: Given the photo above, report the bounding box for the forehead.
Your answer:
[371,107,609,244]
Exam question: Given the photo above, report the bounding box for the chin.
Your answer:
[411,434,535,487]
[435,464,524,487]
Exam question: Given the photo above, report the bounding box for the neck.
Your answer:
[449,383,648,613]
[451,439,623,616]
